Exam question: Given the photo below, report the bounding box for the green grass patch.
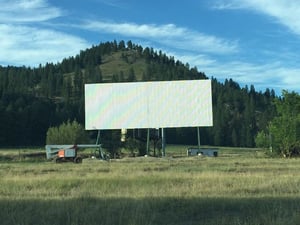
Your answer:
[100,50,146,81]
[0,147,45,162]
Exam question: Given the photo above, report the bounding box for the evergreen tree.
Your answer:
[244,96,256,147]
[0,40,280,147]
[127,67,136,82]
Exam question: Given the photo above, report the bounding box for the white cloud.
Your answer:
[0,0,90,66]
[0,24,90,66]
[0,0,63,23]
[81,21,239,54]
[194,59,300,94]
[83,19,299,94]
[0,0,298,95]
[96,0,124,8]
[212,0,300,94]
[214,0,300,36]
[136,46,295,94]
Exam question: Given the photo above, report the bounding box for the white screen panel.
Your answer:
[85,80,213,130]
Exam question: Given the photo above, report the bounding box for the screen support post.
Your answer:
[197,127,201,151]
[96,130,101,145]
[146,128,150,156]
[161,128,166,157]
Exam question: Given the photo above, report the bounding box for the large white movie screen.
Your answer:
[85,80,213,130]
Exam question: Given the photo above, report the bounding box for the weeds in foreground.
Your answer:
[1,157,300,225]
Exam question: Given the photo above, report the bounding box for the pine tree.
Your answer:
[127,67,136,82]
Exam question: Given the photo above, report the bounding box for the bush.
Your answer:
[46,120,90,145]
[255,131,269,149]
[260,91,300,157]
[125,137,147,156]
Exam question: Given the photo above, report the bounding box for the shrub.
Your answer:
[46,120,90,144]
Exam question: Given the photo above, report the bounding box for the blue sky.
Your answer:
[1,0,300,94]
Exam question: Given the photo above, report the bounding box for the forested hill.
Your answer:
[0,40,276,147]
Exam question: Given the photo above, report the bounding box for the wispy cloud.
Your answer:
[0,0,90,66]
[214,0,300,36]
[0,0,64,23]
[81,21,239,54]
[211,0,300,93]
[126,44,293,93]
[0,0,299,94]
[0,24,89,66]
[94,0,124,8]
[194,59,300,93]
[80,19,300,94]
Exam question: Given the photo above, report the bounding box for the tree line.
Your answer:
[0,40,280,149]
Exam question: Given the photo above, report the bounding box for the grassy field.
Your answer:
[100,50,146,81]
[1,146,300,225]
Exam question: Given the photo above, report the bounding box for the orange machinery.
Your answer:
[45,144,103,163]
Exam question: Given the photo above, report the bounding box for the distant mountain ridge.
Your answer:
[0,40,276,147]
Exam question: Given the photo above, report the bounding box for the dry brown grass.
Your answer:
[1,149,300,225]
